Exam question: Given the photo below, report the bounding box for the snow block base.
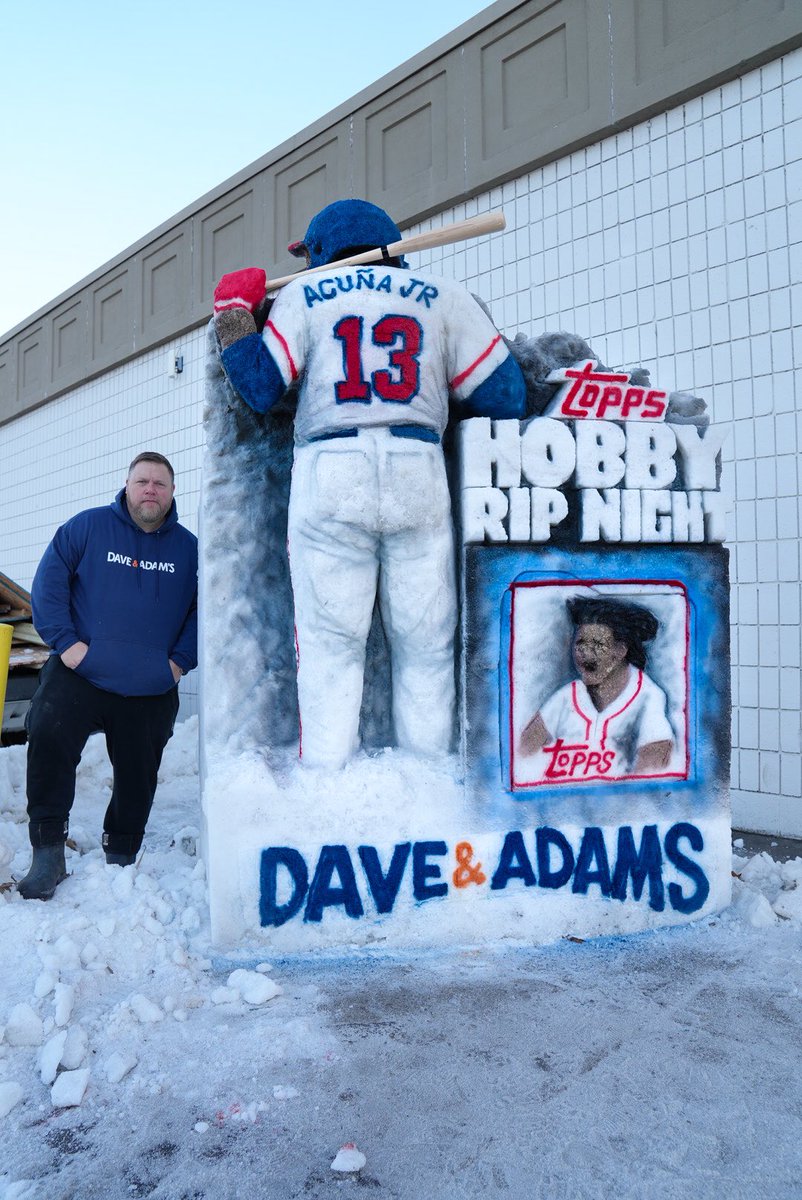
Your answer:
[202,759,731,951]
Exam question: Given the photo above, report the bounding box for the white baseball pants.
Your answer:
[287,427,456,769]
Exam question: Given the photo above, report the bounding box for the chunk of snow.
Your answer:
[0,1081,24,1118]
[39,1031,68,1085]
[152,896,174,924]
[331,1142,367,1173]
[180,907,200,932]
[129,994,164,1023]
[52,936,81,971]
[226,969,282,1005]
[80,942,100,966]
[53,983,75,1027]
[110,869,135,901]
[781,859,802,886]
[104,1052,137,1084]
[731,886,778,928]
[5,1005,43,1048]
[51,1068,90,1108]
[273,1085,299,1100]
[33,971,57,999]
[60,1025,88,1070]
[773,885,802,924]
[173,826,198,856]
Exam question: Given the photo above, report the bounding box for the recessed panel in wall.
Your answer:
[465,0,611,187]
[52,301,85,382]
[354,67,460,217]
[197,188,255,310]
[614,0,797,119]
[18,327,45,405]
[92,271,133,361]
[272,133,348,276]
[0,345,15,425]
[142,230,189,339]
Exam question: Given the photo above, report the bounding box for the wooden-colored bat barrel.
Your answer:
[267,211,506,291]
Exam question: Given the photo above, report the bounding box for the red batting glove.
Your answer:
[213,268,267,314]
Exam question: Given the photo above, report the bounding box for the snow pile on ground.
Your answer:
[1,722,801,1197]
[729,842,802,925]
[0,721,300,1117]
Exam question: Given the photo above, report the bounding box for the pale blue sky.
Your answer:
[0,1,492,337]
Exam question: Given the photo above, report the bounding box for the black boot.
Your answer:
[102,831,139,867]
[18,843,67,900]
[105,852,136,866]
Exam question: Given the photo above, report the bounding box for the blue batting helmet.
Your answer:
[288,199,406,269]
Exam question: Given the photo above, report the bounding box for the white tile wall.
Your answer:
[2,48,800,832]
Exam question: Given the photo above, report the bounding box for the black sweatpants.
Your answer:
[26,656,180,855]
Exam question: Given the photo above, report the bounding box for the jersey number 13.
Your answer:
[333,315,423,404]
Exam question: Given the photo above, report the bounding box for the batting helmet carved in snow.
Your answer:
[288,199,407,269]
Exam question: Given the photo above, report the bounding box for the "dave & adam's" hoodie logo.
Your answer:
[107,551,175,573]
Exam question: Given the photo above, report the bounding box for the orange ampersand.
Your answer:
[452,841,487,889]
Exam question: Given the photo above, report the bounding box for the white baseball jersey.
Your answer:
[262,265,511,444]
[531,668,675,781]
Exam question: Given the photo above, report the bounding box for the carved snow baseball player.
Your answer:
[213,199,525,769]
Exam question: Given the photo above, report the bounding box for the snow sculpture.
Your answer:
[200,219,730,951]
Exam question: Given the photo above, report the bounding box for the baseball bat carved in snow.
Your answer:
[267,211,506,291]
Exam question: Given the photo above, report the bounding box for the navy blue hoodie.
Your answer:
[32,489,198,697]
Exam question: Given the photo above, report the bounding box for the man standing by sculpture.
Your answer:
[18,451,198,900]
[213,199,525,769]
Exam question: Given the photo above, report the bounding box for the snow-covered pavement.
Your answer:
[1,719,801,1199]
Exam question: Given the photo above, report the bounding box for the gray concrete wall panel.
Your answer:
[465,0,610,188]
[18,326,46,411]
[612,0,802,120]
[92,269,133,365]
[271,128,352,278]
[141,230,191,341]
[1,0,800,425]
[0,346,13,419]
[52,299,86,382]
[353,61,461,219]
[194,183,260,322]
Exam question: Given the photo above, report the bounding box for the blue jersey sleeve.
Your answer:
[220,333,287,415]
[461,353,526,419]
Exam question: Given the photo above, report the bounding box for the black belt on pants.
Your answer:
[308,424,440,445]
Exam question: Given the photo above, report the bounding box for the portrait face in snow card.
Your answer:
[509,581,689,790]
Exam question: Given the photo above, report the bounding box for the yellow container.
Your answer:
[0,623,12,725]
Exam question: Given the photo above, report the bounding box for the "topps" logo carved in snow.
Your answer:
[546,360,668,421]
